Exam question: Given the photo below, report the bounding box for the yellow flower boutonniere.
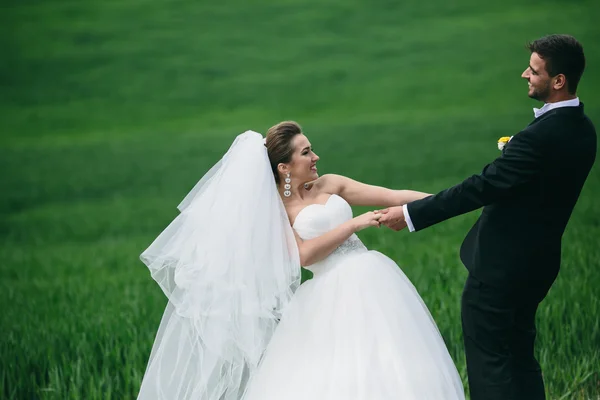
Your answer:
[497,136,513,151]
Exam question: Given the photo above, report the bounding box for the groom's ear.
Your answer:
[552,73,567,91]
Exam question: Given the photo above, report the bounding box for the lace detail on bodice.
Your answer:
[331,234,368,257]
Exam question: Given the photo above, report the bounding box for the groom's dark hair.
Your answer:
[527,34,586,94]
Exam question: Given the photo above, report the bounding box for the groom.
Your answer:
[379,34,596,400]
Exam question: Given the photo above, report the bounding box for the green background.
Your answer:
[2,0,599,398]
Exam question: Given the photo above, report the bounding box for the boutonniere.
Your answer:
[497,136,513,151]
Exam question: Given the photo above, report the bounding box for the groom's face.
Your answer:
[521,52,552,102]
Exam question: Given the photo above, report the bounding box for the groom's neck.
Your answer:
[543,91,578,104]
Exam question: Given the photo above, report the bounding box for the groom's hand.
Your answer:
[377,206,407,231]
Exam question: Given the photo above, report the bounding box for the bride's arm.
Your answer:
[293,211,381,266]
[313,174,431,207]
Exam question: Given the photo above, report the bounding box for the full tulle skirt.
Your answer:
[242,250,465,400]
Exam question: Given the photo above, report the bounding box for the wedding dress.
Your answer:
[137,131,464,400]
[241,194,465,400]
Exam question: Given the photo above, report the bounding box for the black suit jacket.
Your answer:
[407,104,596,289]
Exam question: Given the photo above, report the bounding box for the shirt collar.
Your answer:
[533,97,580,118]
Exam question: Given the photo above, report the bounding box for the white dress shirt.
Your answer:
[403,97,580,232]
[533,97,580,118]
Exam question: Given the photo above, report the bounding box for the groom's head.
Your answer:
[521,34,585,102]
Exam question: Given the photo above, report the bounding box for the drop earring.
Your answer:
[284,173,292,197]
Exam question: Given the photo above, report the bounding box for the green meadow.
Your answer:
[2,0,599,398]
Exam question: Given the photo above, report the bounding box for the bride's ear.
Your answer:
[277,163,289,176]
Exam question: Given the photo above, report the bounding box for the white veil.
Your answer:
[138,130,301,400]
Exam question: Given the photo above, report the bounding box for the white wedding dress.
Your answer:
[242,194,465,400]
[138,132,464,400]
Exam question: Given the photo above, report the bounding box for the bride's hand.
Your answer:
[351,211,383,232]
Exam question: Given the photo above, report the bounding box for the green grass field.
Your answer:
[2,0,600,398]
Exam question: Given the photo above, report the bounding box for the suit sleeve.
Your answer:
[406,129,545,231]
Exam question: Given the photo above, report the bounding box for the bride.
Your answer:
[138,121,465,399]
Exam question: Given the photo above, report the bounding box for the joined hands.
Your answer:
[374,206,407,232]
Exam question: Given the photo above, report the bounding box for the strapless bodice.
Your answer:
[293,194,368,274]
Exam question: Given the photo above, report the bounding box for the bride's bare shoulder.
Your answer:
[305,174,344,194]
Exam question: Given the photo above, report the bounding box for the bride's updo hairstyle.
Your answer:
[265,121,303,184]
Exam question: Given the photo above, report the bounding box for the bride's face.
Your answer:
[280,134,320,185]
